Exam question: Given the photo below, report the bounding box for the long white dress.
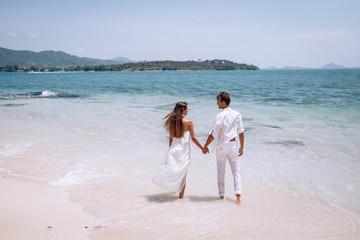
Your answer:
[153,130,191,193]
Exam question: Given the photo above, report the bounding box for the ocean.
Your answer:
[1,70,359,238]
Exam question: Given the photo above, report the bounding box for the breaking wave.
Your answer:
[0,91,82,100]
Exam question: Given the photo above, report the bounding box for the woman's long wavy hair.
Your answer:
[163,102,187,138]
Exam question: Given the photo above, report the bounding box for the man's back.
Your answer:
[212,108,244,149]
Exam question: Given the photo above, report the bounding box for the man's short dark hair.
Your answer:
[217,91,231,105]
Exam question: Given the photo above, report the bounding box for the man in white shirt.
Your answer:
[203,92,244,205]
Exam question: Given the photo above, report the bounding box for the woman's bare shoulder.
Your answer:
[183,118,193,124]
[182,119,193,130]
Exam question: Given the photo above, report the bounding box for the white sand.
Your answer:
[0,171,96,240]
[87,180,360,240]
[1,169,359,240]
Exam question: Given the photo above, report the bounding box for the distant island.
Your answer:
[0,47,258,72]
[265,62,354,70]
[319,63,347,69]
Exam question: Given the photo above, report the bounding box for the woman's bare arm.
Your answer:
[188,120,204,151]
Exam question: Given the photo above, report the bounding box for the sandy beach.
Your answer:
[0,171,95,240]
[1,170,359,240]
[87,177,360,240]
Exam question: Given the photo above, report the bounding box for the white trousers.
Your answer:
[216,142,242,197]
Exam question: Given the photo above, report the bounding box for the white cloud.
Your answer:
[29,32,39,38]
[296,29,348,40]
[8,32,17,37]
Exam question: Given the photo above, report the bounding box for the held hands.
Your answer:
[202,145,242,155]
[202,146,209,154]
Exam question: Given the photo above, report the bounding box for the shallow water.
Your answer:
[0,70,360,236]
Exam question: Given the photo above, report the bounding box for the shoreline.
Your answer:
[88,177,360,240]
[0,171,96,240]
[1,68,257,73]
[1,169,359,240]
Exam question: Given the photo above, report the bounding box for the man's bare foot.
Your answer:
[220,196,224,199]
[236,194,241,205]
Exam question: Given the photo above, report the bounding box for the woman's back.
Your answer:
[171,130,191,147]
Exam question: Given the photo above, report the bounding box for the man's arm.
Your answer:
[238,132,244,156]
[203,114,220,154]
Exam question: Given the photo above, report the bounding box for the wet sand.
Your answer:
[1,168,359,240]
[0,171,95,240]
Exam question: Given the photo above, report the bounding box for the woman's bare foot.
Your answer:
[179,183,186,198]
[236,194,241,205]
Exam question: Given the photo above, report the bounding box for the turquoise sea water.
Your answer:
[0,70,360,225]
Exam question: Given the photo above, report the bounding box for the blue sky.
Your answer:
[1,0,359,68]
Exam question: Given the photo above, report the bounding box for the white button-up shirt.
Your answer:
[210,108,244,150]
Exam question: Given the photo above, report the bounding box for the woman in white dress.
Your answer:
[153,102,204,198]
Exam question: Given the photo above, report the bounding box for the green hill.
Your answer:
[111,56,134,64]
[103,60,259,71]
[0,47,258,71]
[0,47,119,67]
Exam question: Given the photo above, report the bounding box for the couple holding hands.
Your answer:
[153,92,245,205]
